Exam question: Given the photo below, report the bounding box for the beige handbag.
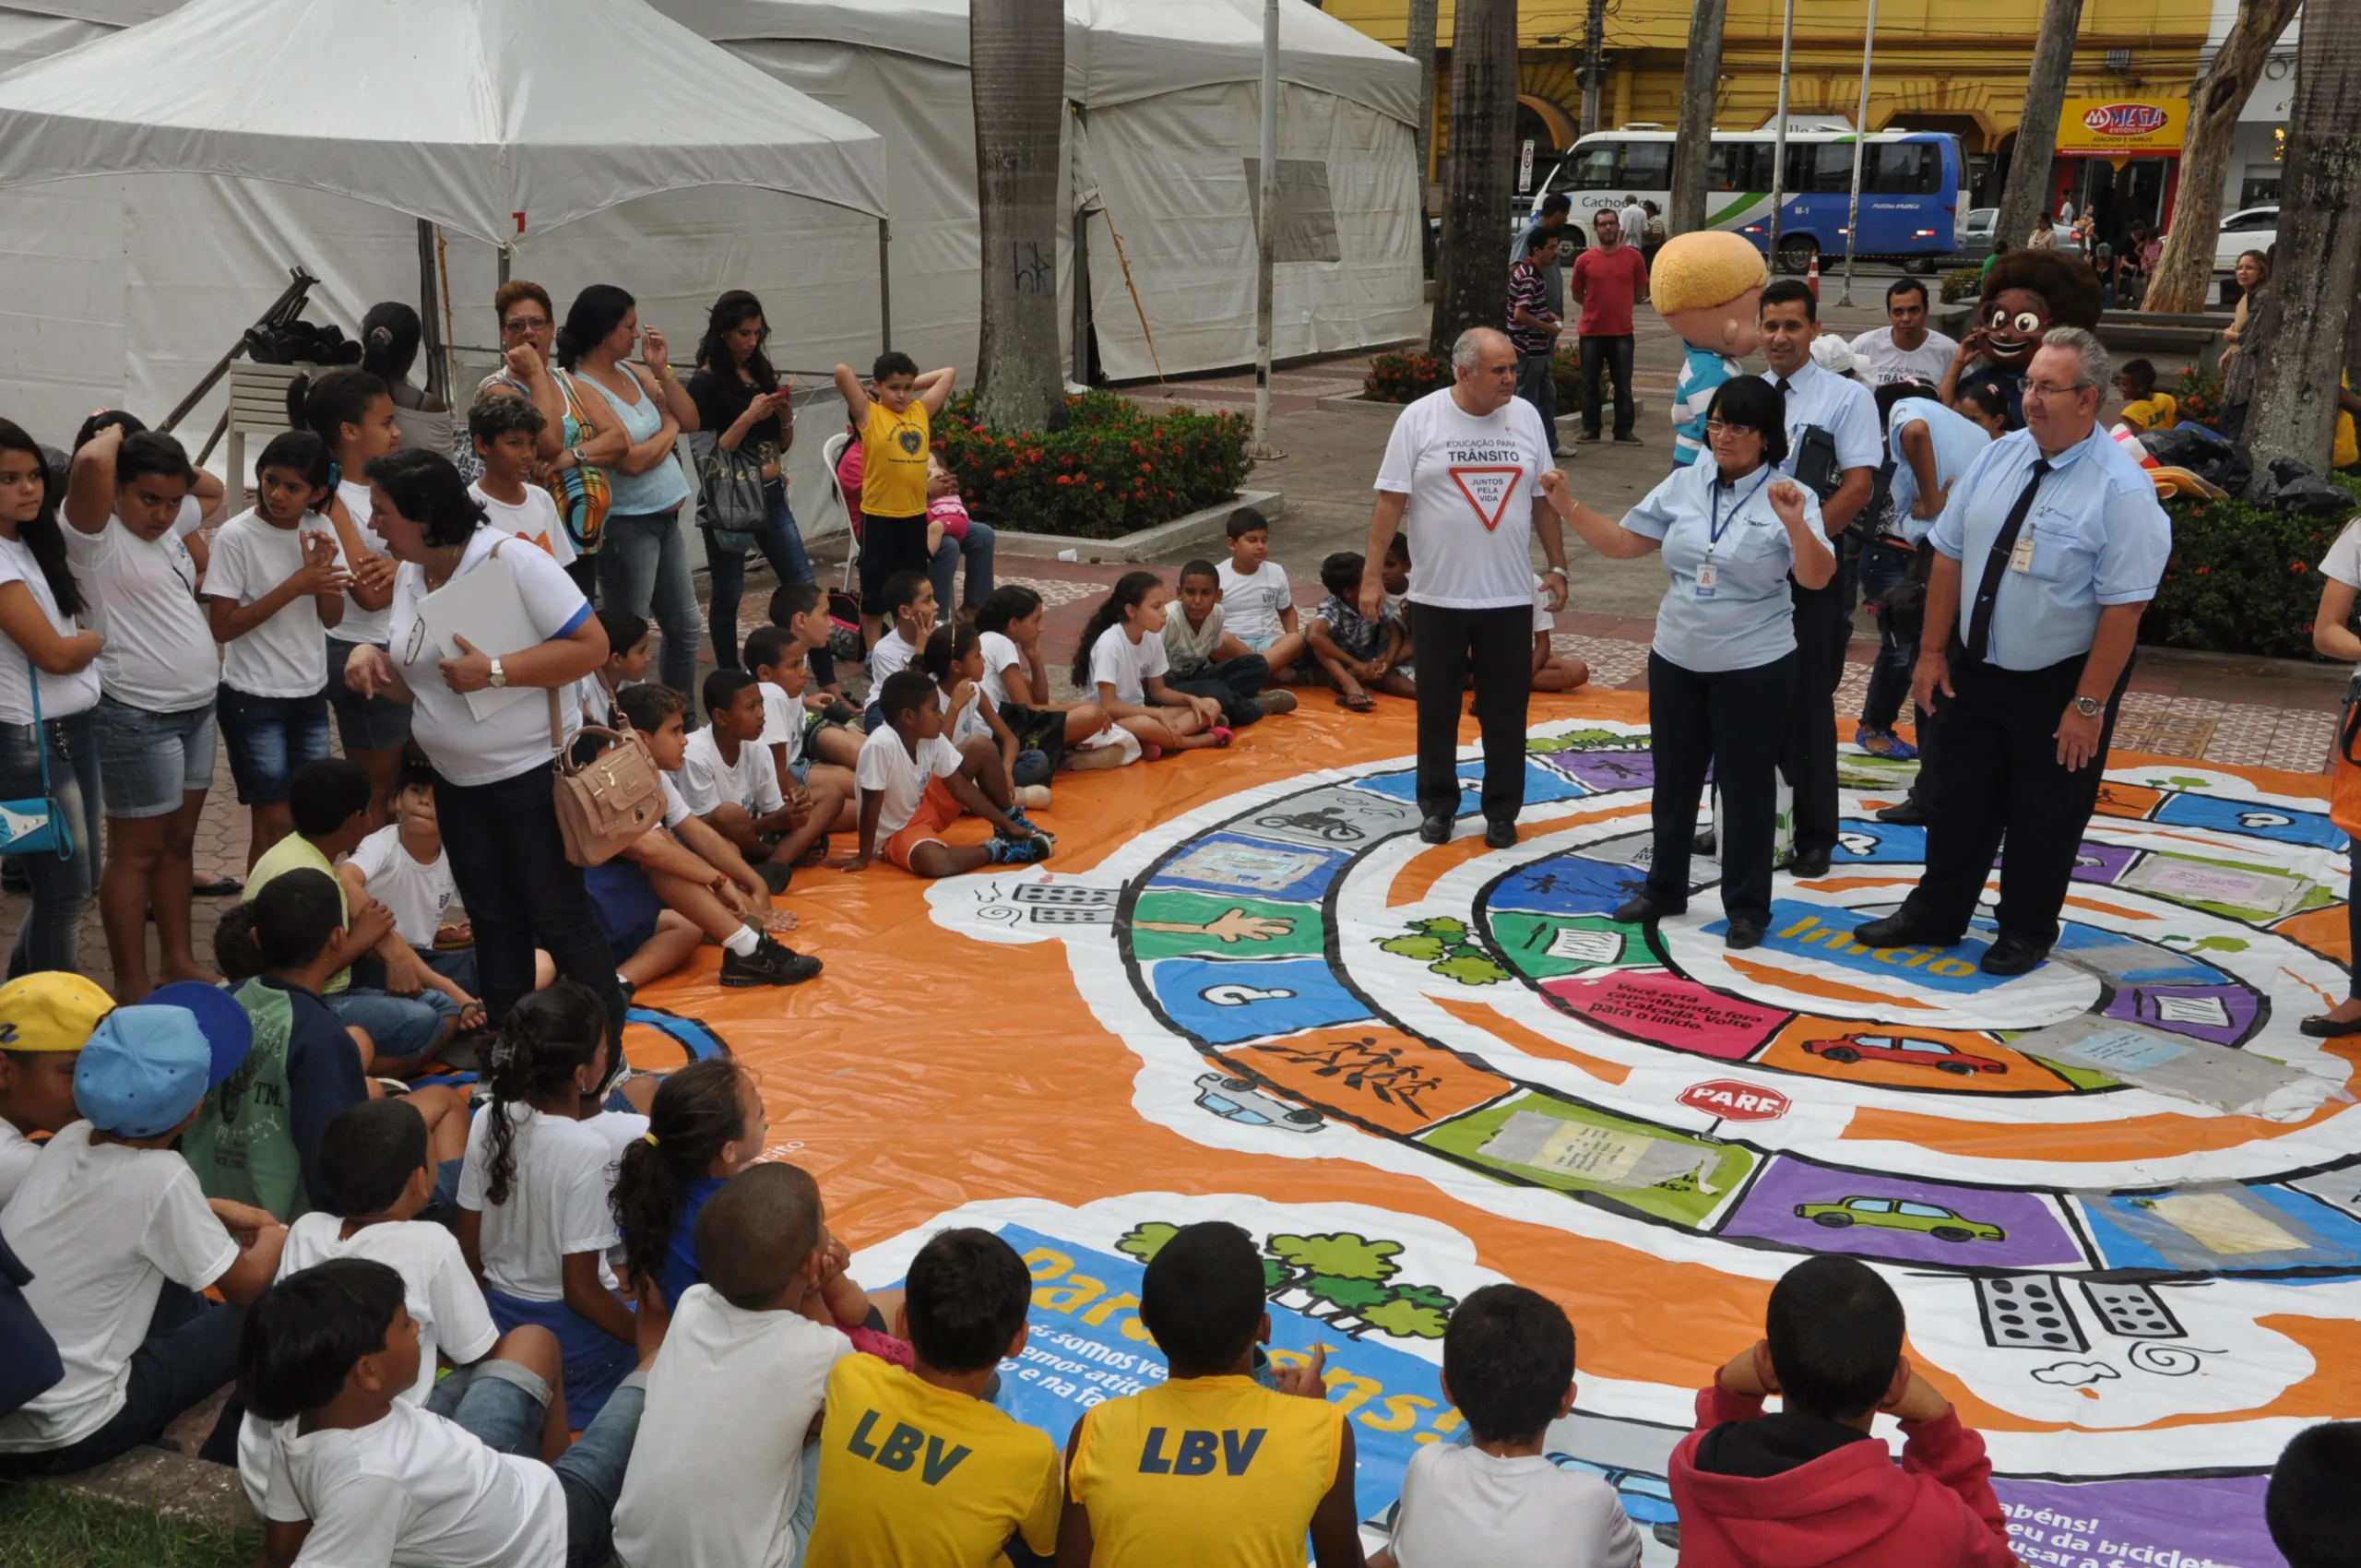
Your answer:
[548,689,668,867]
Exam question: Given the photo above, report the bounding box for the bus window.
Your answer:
[1620,142,1671,190]
[1869,143,1940,195]
[1710,142,1762,192]
[1568,142,1623,190]
[1809,143,1857,194]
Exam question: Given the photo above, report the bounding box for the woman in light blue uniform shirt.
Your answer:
[1538,377,1834,947]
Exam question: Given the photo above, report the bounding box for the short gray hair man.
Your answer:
[2039,326,2110,394]
[1451,327,1503,376]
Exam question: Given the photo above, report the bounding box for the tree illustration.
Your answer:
[1303,1274,1395,1336]
[1360,1282,1455,1341]
[1116,1223,1179,1265]
[1377,917,1504,987]
[1262,1232,1402,1313]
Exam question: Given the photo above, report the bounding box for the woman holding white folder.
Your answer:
[343,448,628,1048]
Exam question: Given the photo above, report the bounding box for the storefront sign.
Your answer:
[2057,99,2186,154]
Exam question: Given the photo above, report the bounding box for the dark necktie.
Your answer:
[1962,458,2052,664]
[1776,377,1793,399]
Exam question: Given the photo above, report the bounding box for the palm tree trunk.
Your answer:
[971,0,1067,433]
[1668,0,1729,236]
[2144,0,2301,314]
[1992,0,2086,255]
[2243,0,2361,469]
[1430,0,1519,354]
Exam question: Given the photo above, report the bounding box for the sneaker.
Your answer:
[1576,429,1604,444]
[988,832,1053,865]
[1853,725,1919,761]
[1254,689,1299,715]
[1014,785,1054,811]
[720,936,823,987]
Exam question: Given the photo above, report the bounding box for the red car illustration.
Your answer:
[1801,1034,2008,1076]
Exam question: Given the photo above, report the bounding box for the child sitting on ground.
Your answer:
[599,683,821,991]
[1671,1254,2012,1568]
[744,627,860,853]
[2114,358,2178,434]
[1217,507,1306,681]
[610,1061,768,1320]
[1072,572,1231,756]
[683,668,832,890]
[1165,559,1289,730]
[467,393,575,567]
[0,973,113,1207]
[926,623,1050,811]
[234,1099,563,1513]
[611,1163,856,1568]
[0,1005,287,1473]
[343,755,506,1016]
[1059,1220,1359,1567]
[241,1255,646,1568]
[1529,577,1589,694]
[2267,1420,2360,1568]
[577,608,651,737]
[805,1227,1060,1568]
[862,571,936,731]
[1372,1284,1638,1568]
[765,580,855,736]
[975,586,1120,781]
[848,671,1050,876]
[1309,551,1414,711]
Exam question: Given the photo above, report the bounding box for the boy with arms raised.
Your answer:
[1056,1220,1363,1568]
[848,671,1048,877]
[1671,1254,2012,1568]
[0,973,113,1207]
[835,352,956,649]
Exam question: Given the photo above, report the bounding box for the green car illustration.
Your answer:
[1794,1195,2006,1243]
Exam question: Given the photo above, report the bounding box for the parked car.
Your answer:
[1952,208,2080,260]
[1801,1033,2008,1075]
[2209,205,2278,273]
[1794,1195,2007,1243]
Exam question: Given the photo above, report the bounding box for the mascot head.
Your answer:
[1652,231,1772,359]
[1975,252,2105,372]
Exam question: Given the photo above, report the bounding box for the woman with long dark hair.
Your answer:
[0,419,103,973]
[557,286,701,698]
[359,302,453,463]
[687,291,819,672]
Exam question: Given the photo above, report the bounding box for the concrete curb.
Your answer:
[2136,642,2347,685]
[1314,393,1661,428]
[989,488,1286,564]
[32,1446,259,1531]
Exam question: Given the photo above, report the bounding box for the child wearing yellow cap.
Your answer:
[0,972,113,1208]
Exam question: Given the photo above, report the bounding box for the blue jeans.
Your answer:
[327,988,450,1068]
[217,685,333,806]
[706,486,813,671]
[1857,537,1919,731]
[445,1360,646,1568]
[0,708,101,977]
[928,520,997,618]
[597,507,700,700]
[0,1284,243,1475]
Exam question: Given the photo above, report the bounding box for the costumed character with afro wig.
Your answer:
[1938,250,2104,429]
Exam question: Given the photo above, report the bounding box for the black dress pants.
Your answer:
[1778,573,1849,856]
[1414,603,1534,824]
[1897,647,2128,949]
[1646,650,1797,925]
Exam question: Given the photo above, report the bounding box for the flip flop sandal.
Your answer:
[1210,725,1235,747]
[1335,693,1376,713]
[192,875,243,897]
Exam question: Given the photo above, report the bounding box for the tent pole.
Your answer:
[499,244,512,287]
[878,217,894,347]
[416,219,447,403]
[1250,0,1283,460]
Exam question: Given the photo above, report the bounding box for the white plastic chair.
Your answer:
[822,430,857,593]
[225,361,307,498]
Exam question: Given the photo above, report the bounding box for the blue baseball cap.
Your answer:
[147,981,255,1089]
[72,1005,211,1139]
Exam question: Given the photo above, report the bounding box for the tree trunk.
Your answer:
[1406,0,1439,192]
[1992,0,2086,255]
[970,0,1067,433]
[1430,0,1519,355]
[1667,0,1729,236]
[2144,0,2300,314]
[2243,0,2361,470]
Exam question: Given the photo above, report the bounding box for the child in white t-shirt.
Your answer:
[205,431,349,867]
[241,1253,646,1568]
[1374,1285,1641,1568]
[0,971,113,1209]
[860,570,935,731]
[744,625,859,837]
[575,608,652,742]
[340,757,491,1021]
[1071,572,1230,757]
[848,671,1049,877]
[0,1005,287,1473]
[466,393,576,567]
[923,623,1050,812]
[682,668,834,890]
[1216,507,1304,680]
[762,580,860,766]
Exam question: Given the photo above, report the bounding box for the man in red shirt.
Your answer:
[1568,208,1652,445]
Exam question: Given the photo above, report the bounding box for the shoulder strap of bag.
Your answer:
[24,640,50,801]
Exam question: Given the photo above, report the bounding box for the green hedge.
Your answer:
[2146,472,2361,661]
[935,391,1255,541]
[1364,351,1451,404]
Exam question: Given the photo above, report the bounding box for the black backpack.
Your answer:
[0,1228,62,1419]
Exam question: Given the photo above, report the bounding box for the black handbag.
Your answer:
[689,431,767,552]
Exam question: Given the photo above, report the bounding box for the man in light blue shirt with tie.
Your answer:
[1855,328,2170,976]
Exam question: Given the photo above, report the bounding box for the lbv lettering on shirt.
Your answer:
[1135,1426,1267,1476]
[844,1408,973,1485]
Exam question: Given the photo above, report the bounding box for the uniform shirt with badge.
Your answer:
[679,723,785,819]
[854,727,963,837]
[0,533,101,725]
[65,496,217,713]
[345,824,463,949]
[1375,388,1550,610]
[1928,424,2172,671]
[207,507,345,698]
[1620,459,1821,673]
[1764,359,1883,493]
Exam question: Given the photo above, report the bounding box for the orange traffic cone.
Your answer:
[1806,252,1821,300]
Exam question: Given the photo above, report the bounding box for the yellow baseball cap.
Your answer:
[0,973,115,1053]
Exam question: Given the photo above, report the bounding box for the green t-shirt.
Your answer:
[247,834,350,993]
[185,979,306,1220]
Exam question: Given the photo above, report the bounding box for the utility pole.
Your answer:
[1252,0,1283,459]
[1406,0,1439,189]
[1838,0,1880,306]
[1579,0,1607,135]
[1667,0,1730,234]
[1766,0,1796,263]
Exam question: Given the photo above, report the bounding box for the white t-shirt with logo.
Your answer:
[1387,1442,1643,1568]
[0,533,101,725]
[454,1103,623,1301]
[1216,560,1294,643]
[468,481,577,568]
[332,480,394,645]
[65,499,216,712]
[868,626,918,685]
[679,724,785,818]
[979,630,1026,707]
[1376,388,1551,611]
[1086,624,1169,707]
[0,1123,238,1453]
[207,507,345,699]
[854,727,963,837]
[259,1400,566,1564]
[346,824,464,948]
[1848,325,1963,388]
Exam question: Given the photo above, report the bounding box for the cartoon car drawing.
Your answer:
[1794,1195,2006,1243]
[1801,1033,2007,1076]
[1193,1073,1324,1133]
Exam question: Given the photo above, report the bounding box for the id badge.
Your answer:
[2010,533,2036,575]
[1695,561,1718,599]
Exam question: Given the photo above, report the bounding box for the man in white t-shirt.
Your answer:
[1215,509,1304,680]
[848,671,1046,877]
[1847,278,1961,388]
[1358,327,1568,850]
[343,760,479,1003]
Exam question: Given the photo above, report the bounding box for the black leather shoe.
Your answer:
[1614,891,1687,924]
[1693,826,1717,856]
[1418,815,1451,845]
[1979,932,2050,977]
[1484,818,1518,849]
[1853,912,1961,948]
[1726,919,1766,950]
[1787,845,1833,877]
[2300,1012,2361,1038]
[1876,795,1926,826]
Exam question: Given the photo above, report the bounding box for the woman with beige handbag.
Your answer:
[342,447,630,1051]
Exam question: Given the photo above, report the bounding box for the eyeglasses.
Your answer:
[2024,381,2091,400]
[1704,419,1759,437]
[502,316,551,337]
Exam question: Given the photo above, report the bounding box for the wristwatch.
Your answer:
[489,658,507,690]
[2073,695,2103,718]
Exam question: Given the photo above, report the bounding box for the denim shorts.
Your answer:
[93,697,217,818]
[217,685,333,806]
[325,638,414,752]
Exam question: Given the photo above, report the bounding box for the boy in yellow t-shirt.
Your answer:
[804,1229,1059,1568]
[2113,359,2178,434]
[1058,1221,1363,1568]
[834,351,957,650]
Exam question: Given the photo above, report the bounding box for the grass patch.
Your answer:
[0,1483,260,1568]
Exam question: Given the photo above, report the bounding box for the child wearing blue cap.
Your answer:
[0,1004,287,1474]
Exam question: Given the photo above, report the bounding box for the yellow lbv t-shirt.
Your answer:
[859,398,931,519]
[1068,1374,1344,1568]
[2118,392,2177,433]
[803,1354,1062,1568]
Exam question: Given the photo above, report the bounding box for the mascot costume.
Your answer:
[1947,250,2104,428]
[1650,231,1769,465]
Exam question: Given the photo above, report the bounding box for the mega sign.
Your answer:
[2057,98,2185,153]
[2082,102,2170,137]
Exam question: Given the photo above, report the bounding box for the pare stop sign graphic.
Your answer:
[1679,1079,1790,1121]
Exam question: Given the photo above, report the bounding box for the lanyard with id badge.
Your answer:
[1698,470,1771,598]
